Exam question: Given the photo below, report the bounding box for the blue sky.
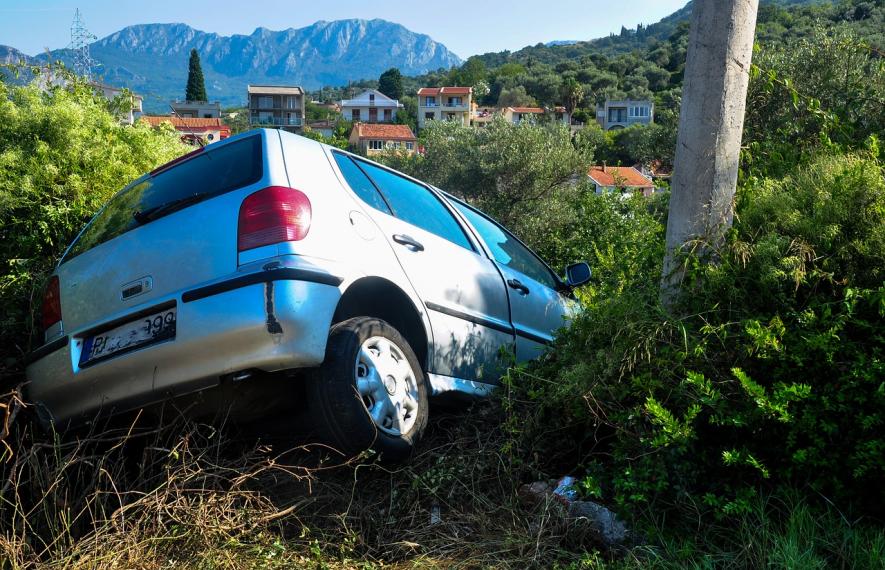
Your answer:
[0,0,688,58]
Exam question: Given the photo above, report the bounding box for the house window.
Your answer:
[257,96,273,109]
[352,109,361,121]
[425,112,434,120]
[369,108,378,122]
[368,140,384,150]
[369,93,375,102]
[425,96,436,106]
[629,106,649,118]
[286,97,298,109]
[406,142,414,150]
[447,97,462,106]
[609,108,627,122]
[384,109,392,121]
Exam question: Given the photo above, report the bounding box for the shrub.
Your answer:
[511,150,885,518]
[0,75,186,367]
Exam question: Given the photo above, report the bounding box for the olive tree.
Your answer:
[0,75,186,361]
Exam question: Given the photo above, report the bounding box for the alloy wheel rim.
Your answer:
[354,336,419,436]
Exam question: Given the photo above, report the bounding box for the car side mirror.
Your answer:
[565,262,592,287]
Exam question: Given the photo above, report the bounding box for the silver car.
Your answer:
[26,129,590,457]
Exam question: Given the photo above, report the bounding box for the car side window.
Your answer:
[355,160,473,251]
[452,200,558,290]
[332,153,392,214]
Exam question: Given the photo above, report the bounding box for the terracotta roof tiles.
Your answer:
[141,116,228,129]
[587,166,654,188]
[352,122,416,141]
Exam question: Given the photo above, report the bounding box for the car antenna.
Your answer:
[169,104,206,149]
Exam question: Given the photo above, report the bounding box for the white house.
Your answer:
[339,89,403,123]
[596,99,654,130]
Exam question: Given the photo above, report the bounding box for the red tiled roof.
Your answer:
[352,122,416,141]
[510,107,544,114]
[417,86,472,96]
[587,166,654,188]
[141,116,229,131]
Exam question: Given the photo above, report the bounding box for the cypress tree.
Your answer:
[378,68,403,100]
[185,49,208,102]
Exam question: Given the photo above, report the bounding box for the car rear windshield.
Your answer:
[64,135,263,261]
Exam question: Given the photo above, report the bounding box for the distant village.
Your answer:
[111,81,658,194]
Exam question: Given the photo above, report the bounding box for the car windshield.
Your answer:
[63,136,263,262]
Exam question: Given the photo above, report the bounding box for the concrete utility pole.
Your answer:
[661,0,759,301]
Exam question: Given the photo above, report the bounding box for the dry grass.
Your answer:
[0,387,606,569]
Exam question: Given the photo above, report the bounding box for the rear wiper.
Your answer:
[133,192,208,224]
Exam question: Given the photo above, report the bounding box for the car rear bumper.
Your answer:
[25,273,342,427]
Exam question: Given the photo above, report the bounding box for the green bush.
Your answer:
[0,76,186,365]
[744,27,885,177]
[511,150,885,518]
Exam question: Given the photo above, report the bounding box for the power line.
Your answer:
[68,8,97,80]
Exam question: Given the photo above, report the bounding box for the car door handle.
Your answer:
[507,279,530,295]
[392,234,424,251]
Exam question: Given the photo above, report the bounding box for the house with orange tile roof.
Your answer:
[141,116,231,145]
[469,104,499,128]
[349,122,417,156]
[587,165,656,196]
[417,87,473,129]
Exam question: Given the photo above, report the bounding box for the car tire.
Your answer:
[307,317,428,461]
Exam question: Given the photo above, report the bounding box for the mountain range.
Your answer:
[1,20,462,112]
[1,0,829,112]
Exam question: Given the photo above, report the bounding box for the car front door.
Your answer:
[450,199,573,362]
[331,153,513,384]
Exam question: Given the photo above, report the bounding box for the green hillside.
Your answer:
[313,0,882,138]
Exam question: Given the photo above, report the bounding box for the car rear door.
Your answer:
[330,153,513,384]
[450,199,572,362]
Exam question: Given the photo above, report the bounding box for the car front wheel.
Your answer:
[308,317,428,460]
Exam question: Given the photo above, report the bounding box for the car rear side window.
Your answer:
[65,136,263,261]
[355,160,473,251]
[332,153,391,214]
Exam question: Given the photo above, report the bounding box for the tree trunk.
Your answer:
[661,0,759,303]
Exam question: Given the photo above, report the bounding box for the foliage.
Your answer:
[496,85,537,108]
[595,123,677,169]
[300,124,349,150]
[221,106,251,135]
[510,150,885,520]
[744,25,885,177]
[560,77,584,115]
[377,67,404,100]
[0,75,186,366]
[185,48,208,102]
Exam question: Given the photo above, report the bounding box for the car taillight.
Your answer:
[41,275,61,331]
[237,186,312,252]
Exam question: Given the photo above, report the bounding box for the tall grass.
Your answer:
[0,385,883,569]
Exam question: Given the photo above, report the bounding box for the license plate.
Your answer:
[79,307,176,366]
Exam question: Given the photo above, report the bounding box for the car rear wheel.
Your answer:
[308,317,428,460]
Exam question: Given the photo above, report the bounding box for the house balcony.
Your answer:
[250,115,303,127]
